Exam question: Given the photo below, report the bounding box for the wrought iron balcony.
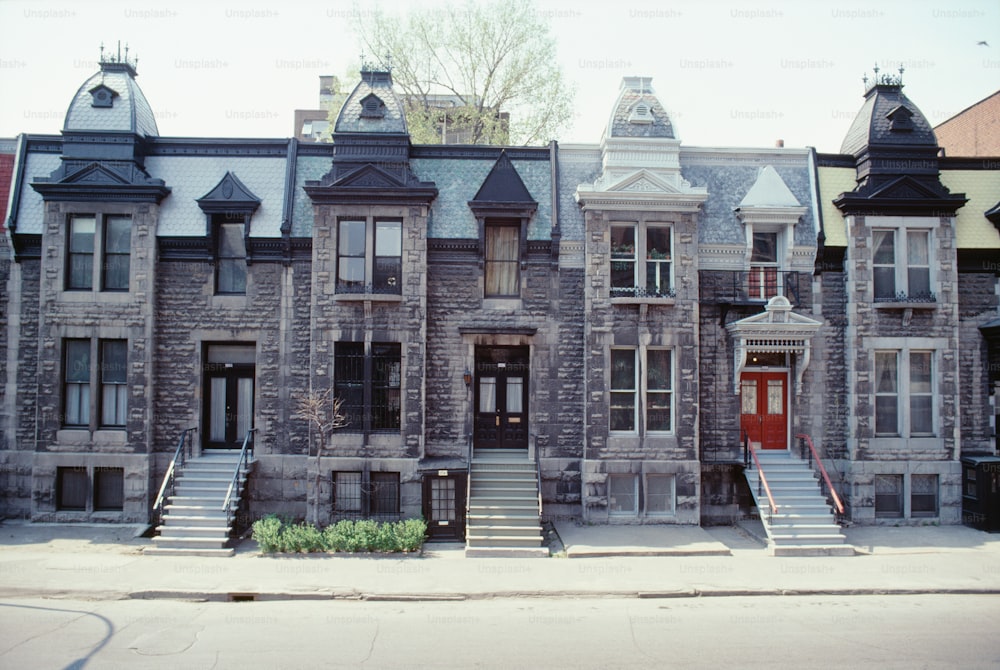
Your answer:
[610,285,676,299]
[709,269,800,306]
[335,281,402,296]
[873,291,936,305]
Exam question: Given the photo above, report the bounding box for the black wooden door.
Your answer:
[474,346,529,450]
[422,473,466,540]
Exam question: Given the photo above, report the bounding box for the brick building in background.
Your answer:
[2,54,998,556]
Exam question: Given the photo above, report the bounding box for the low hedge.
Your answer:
[252,515,427,554]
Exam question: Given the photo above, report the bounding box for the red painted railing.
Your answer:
[747,442,779,517]
[796,433,845,515]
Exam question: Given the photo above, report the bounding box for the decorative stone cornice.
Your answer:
[726,295,823,394]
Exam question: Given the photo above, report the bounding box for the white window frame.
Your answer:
[873,348,936,438]
[610,347,676,436]
[748,229,783,301]
[608,473,638,517]
[871,225,934,303]
[644,474,676,517]
[66,214,132,293]
[336,218,403,295]
[609,221,673,298]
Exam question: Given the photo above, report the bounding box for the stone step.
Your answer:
[470,485,537,496]
[471,472,537,481]
[466,534,543,548]
[464,547,549,558]
[772,545,855,557]
[471,461,535,471]
[467,513,539,526]
[168,496,231,506]
[771,534,847,545]
[156,525,232,539]
[769,523,843,534]
[468,496,538,507]
[151,536,231,549]
[144,547,235,557]
[164,504,231,516]
[160,514,233,527]
[465,525,543,537]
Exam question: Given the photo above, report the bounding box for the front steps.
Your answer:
[145,450,250,557]
[466,449,548,558]
[745,450,854,557]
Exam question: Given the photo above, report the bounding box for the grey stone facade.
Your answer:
[1,59,998,539]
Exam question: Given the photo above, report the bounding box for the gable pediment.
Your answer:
[197,171,261,214]
[333,164,407,189]
[31,160,171,203]
[472,150,536,205]
[62,162,132,185]
[606,170,679,194]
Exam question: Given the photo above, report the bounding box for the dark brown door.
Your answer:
[474,346,529,450]
[740,371,788,450]
[422,473,466,540]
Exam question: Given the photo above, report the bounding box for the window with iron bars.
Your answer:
[334,342,401,433]
[332,471,401,520]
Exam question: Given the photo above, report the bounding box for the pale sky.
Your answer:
[0,0,997,153]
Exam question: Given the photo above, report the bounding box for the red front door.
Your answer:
[740,371,788,450]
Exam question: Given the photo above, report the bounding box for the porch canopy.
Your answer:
[725,295,823,394]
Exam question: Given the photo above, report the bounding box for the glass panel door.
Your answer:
[474,346,529,449]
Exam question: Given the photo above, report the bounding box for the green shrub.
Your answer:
[395,518,428,552]
[280,522,323,553]
[322,520,354,552]
[251,515,283,553]
[352,519,379,551]
[254,516,427,554]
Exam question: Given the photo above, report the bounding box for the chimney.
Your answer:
[775,139,785,148]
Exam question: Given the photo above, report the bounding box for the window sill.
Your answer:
[57,291,133,304]
[873,301,937,310]
[610,296,675,306]
[334,293,403,303]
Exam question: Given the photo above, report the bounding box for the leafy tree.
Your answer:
[348,0,574,145]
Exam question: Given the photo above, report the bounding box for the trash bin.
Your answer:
[961,456,1000,532]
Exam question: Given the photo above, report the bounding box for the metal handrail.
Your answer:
[222,428,257,523]
[796,433,845,515]
[534,435,543,519]
[152,428,195,525]
[465,432,473,539]
[747,442,779,522]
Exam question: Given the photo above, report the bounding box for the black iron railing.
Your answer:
[711,270,800,305]
[222,428,257,529]
[151,428,196,527]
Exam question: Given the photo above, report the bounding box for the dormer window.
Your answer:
[89,84,119,109]
[629,102,653,124]
[360,93,386,119]
[886,105,914,132]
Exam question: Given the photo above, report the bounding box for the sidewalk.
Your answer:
[1,519,999,602]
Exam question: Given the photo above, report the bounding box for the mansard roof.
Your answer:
[606,76,675,139]
[334,68,407,134]
[840,75,936,156]
[64,60,158,137]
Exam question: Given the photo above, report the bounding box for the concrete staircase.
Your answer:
[745,450,854,556]
[145,450,250,557]
[465,449,548,558]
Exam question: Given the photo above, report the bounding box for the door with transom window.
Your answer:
[474,346,529,450]
[740,371,788,450]
[203,344,256,450]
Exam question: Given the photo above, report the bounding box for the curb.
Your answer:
[5,586,1000,603]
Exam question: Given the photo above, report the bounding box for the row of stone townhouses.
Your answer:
[1,56,998,547]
